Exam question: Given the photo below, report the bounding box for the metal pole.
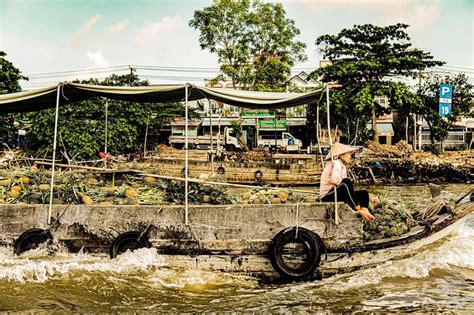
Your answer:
[413,114,417,151]
[418,118,422,151]
[209,100,214,173]
[48,84,61,225]
[104,99,108,168]
[316,103,324,169]
[274,111,277,150]
[184,84,189,225]
[218,106,222,149]
[326,84,339,225]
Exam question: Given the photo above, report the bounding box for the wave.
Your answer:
[1,216,472,287]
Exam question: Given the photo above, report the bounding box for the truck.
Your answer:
[257,131,303,153]
[169,127,242,151]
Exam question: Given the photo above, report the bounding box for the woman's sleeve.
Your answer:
[330,161,343,185]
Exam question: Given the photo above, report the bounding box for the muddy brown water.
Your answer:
[0,184,473,312]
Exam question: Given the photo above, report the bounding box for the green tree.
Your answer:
[415,73,473,146]
[313,23,444,142]
[0,51,28,146]
[189,0,306,91]
[22,73,188,160]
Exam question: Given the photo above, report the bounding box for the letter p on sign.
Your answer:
[440,83,453,98]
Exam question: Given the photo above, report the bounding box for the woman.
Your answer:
[319,143,375,221]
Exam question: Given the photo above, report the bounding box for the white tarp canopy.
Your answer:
[0,82,324,113]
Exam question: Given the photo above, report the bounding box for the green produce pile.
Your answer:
[237,187,305,204]
[0,166,234,206]
[363,196,415,241]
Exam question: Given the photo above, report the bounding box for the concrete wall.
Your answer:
[0,203,363,254]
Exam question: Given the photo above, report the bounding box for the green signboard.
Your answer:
[241,110,273,117]
[259,120,287,129]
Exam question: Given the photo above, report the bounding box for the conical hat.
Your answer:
[324,142,356,160]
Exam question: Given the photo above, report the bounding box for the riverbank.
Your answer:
[354,143,473,184]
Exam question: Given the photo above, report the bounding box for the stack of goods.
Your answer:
[0,166,234,206]
[237,188,305,204]
[364,140,413,158]
[363,195,415,241]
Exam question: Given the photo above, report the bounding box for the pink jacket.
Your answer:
[319,159,347,197]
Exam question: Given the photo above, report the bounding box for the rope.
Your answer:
[295,202,299,239]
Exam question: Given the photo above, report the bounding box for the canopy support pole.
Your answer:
[47,83,61,225]
[104,98,108,168]
[316,103,324,169]
[209,100,214,173]
[184,84,189,226]
[326,84,339,225]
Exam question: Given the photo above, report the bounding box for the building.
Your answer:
[365,96,395,145]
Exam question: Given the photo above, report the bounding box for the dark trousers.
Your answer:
[321,178,369,209]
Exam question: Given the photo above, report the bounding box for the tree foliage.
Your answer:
[21,73,188,160]
[189,0,306,91]
[313,23,444,142]
[0,51,28,147]
[415,73,473,145]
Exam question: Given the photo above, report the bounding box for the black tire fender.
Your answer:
[269,227,322,281]
[254,170,263,180]
[109,231,151,259]
[14,228,52,255]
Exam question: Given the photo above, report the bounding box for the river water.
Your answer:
[1,184,473,312]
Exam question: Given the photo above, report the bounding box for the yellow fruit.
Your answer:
[271,197,281,204]
[202,195,210,203]
[125,189,138,198]
[145,176,156,183]
[38,184,50,191]
[278,191,288,200]
[82,195,93,205]
[88,178,99,185]
[8,190,21,198]
[98,201,112,206]
[0,179,11,187]
[31,165,39,172]
[11,185,22,192]
[21,177,31,185]
[386,209,394,215]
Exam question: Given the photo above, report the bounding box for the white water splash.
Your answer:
[0,247,165,283]
[328,217,474,289]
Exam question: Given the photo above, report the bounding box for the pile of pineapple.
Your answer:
[0,166,232,206]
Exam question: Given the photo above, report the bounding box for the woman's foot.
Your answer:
[357,207,376,221]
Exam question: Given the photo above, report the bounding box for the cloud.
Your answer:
[107,19,130,34]
[134,16,182,46]
[294,0,441,36]
[72,15,102,45]
[86,51,109,68]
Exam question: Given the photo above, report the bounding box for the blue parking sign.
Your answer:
[439,83,453,117]
[439,103,451,117]
[439,83,452,98]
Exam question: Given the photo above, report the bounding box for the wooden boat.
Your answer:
[1,189,472,282]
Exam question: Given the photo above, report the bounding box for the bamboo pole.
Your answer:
[326,84,339,225]
[47,83,61,225]
[184,84,189,225]
[139,172,318,195]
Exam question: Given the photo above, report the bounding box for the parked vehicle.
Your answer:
[169,127,242,151]
[257,131,303,152]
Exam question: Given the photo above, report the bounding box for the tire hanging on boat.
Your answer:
[269,227,322,281]
[13,228,52,255]
[109,231,151,259]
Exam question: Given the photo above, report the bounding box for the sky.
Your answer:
[0,0,473,89]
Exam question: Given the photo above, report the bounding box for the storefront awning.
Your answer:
[366,122,394,136]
